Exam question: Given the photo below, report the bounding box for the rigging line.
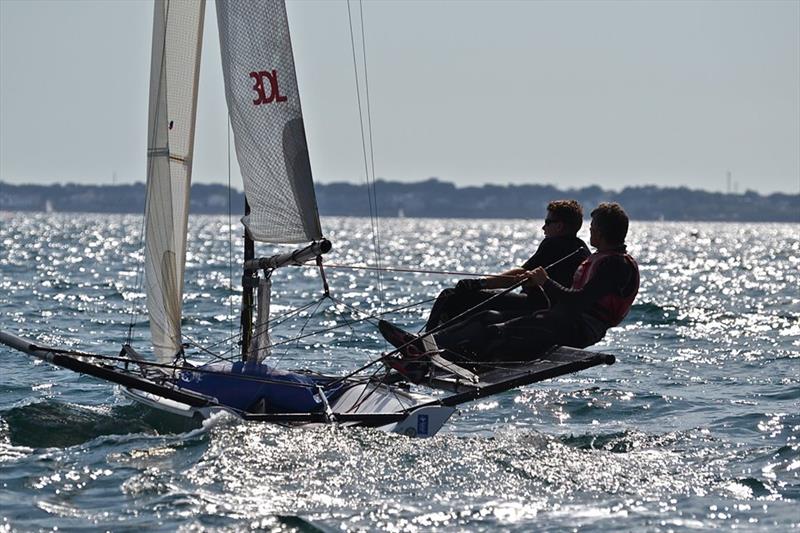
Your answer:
[357,0,385,312]
[220,279,437,363]
[225,299,319,349]
[324,295,361,333]
[245,298,326,360]
[268,297,326,326]
[40,347,325,389]
[250,295,325,336]
[323,293,380,368]
[384,374,420,412]
[275,296,327,365]
[227,116,235,350]
[328,293,435,331]
[306,247,587,279]
[182,332,226,361]
[127,0,172,346]
[241,278,437,360]
[300,262,526,279]
[346,0,384,312]
[191,297,324,357]
[348,366,391,412]
[324,294,386,358]
[347,363,417,414]
[248,296,437,355]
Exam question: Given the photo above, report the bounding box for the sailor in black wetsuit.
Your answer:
[480,202,640,362]
[424,200,590,333]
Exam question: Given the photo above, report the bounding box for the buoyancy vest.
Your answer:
[571,249,639,326]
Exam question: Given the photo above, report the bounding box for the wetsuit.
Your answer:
[424,236,590,332]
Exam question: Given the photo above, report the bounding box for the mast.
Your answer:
[241,199,255,362]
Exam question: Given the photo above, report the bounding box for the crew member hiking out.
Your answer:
[424,200,590,332]
[379,202,639,378]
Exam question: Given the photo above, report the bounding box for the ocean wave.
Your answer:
[2,400,201,448]
[558,429,685,453]
[626,302,688,325]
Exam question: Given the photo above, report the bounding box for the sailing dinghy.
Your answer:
[0,0,614,438]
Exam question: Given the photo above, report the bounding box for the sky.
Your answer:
[1,0,798,194]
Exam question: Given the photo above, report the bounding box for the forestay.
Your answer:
[216,0,322,244]
[144,0,205,363]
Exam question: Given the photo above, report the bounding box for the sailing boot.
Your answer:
[378,320,432,383]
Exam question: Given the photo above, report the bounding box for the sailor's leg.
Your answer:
[425,288,458,331]
[484,312,568,362]
[425,288,497,331]
[495,292,542,321]
[425,289,535,332]
[433,310,506,363]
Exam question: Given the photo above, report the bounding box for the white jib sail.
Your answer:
[144,0,205,363]
[216,0,322,244]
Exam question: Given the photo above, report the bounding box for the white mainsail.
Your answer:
[216,0,322,244]
[144,0,205,362]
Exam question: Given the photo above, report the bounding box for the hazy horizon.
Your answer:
[1,0,798,195]
[4,177,798,199]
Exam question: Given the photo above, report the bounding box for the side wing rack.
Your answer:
[427,346,615,407]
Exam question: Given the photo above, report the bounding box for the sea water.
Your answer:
[0,212,797,531]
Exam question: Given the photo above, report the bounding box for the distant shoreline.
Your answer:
[1,179,797,222]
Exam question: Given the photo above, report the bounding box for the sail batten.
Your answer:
[144,0,205,362]
[216,0,322,244]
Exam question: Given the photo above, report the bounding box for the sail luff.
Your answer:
[144,0,205,363]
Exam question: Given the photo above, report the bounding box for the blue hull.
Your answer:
[177,361,341,413]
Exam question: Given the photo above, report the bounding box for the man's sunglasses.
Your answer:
[544,218,561,226]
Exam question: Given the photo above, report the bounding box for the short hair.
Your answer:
[591,202,629,245]
[547,199,583,235]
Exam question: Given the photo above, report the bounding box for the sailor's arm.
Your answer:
[527,259,628,311]
[481,267,527,289]
[459,239,563,291]
[483,239,563,289]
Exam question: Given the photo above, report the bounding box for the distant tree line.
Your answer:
[0,178,797,222]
